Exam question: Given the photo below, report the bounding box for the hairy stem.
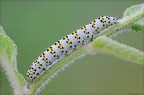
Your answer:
[92,36,144,64]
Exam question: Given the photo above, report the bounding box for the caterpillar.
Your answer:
[27,16,117,83]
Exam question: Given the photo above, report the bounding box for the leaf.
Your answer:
[0,26,27,95]
[131,18,144,32]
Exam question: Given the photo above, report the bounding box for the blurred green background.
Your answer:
[0,0,143,95]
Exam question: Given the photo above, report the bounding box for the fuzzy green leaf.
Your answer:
[0,26,27,95]
[131,18,144,32]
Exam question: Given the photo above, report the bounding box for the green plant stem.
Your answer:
[93,36,144,64]
[29,49,85,95]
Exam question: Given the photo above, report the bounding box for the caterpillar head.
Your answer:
[109,16,117,25]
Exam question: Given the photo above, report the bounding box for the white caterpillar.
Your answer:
[27,16,117,82]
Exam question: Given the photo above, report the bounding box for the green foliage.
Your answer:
[123,3,143,16]
[131,18,144,32]
[0,26,17,63]
[0,27,26,95]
